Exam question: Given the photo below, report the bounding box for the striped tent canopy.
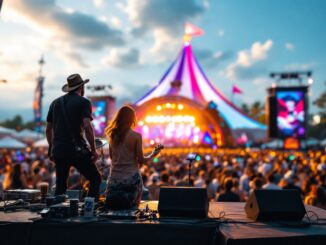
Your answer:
[135,40,266,130]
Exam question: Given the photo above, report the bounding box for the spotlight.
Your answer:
[313,114,321,125]
[208,101,217,110]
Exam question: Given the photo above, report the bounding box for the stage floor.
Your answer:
[0,202,325,245]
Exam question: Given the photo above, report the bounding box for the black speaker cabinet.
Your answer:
[266,93,277,138]
[158,187,208,218]
[245,189,306,221]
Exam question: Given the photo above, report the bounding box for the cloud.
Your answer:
[224,40,273,80]
[115,83,153,107]
[110,16,122,28]
[149,29,180,63]
[196,49,231,68]
[63,51,89,68]
[124,0,204,35]
[122,0,206,62]
[0,45,37,86]
[102,48,141,68]
[93,0,105,8]
[284,62,316,70]
[203,0,210,9]
[285,42,295,51]
[6,0,125,50]
[252,77,270,86]
[217,29,225,37]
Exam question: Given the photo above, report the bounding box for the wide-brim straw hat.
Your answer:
[62,73,89,92]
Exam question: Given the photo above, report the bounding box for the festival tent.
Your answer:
[15,129,43,142]
[0,126,16,136]
[261,139,283,149]
[0,136,26,149]
[320,139,326,146]
[135,36,266,131]
[305,138,320,146]
[33,138,49,148]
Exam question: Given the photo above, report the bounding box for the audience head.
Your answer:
[160,171,169,184]
[224,177,234,191]
[253,177,263,190]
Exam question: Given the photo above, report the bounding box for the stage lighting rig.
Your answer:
[270,71,313,86]
[86,85,114,97]
[87,85,112,92]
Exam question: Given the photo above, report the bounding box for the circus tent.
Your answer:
[135,36,266,131]
[133,25,266,146]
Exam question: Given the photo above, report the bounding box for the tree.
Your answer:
[241,101,266,124]
[310,83,326,139]
[0,115,46,132]
[0,115,24,130]
[241,103,250,115]
[24,121,36,130]
[313,81,326,113]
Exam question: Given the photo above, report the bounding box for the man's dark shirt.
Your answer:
[216,190,240,202]
[47,93,93,158]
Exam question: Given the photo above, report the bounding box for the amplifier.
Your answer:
[158,187,208,218]
[4,189,41,202]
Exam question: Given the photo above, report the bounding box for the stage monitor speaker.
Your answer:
[158,187,208,218]
[245,189,306,221]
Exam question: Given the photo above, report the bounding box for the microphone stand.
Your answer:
[187,159,196,186]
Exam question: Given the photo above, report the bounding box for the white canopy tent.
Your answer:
[33,138,109,149]
[261,139,283,149]
[320,139,326,146]
[0,126,16,136]
[304,138,320,146]
[33,138,49,148]
[15,129,43,141]
[0,136,27,149]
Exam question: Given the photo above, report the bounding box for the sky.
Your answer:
[0,0,325,121]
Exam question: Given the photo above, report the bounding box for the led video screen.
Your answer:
[276,90,305,138]
[92,100,107,136]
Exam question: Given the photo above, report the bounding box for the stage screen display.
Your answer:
[276,90,305,138]
[91,100,107,136]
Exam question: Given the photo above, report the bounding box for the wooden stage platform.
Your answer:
[0,202,325,245]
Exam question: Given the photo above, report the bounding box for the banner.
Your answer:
[33,76,44,133]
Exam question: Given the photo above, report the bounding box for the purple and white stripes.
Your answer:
[135,42,266,130]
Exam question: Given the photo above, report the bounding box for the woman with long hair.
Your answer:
[105,105,163,209]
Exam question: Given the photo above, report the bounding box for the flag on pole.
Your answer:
[232,84,243,94]
[184,23,204,37]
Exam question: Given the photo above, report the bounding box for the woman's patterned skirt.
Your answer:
[105,172,143,210]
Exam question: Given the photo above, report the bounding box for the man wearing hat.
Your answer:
[46,74,101,200]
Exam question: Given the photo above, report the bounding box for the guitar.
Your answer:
[153,144,164,156]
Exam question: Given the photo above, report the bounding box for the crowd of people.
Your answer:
[0,147,326,209]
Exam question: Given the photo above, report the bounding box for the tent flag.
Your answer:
[232,84,243,94]
[184,23,204,37]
